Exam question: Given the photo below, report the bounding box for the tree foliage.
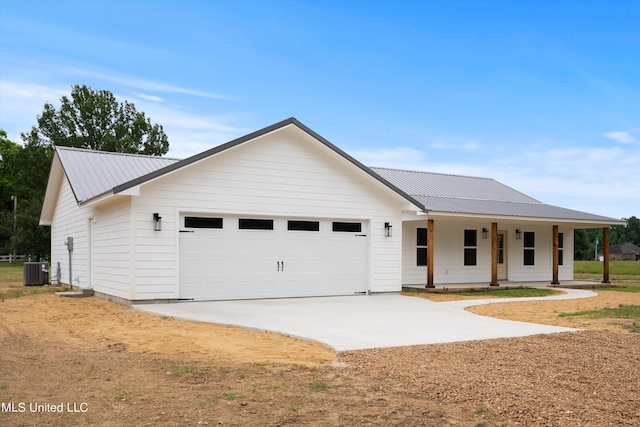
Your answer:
[22,84,169,156]
[0,130,51,258]
[574,217,640,260]
[1,85,170,259]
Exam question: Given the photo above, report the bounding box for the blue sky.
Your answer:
[1,0,638,219]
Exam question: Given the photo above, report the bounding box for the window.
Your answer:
[498,233,505,264]
[239,218,274,230]
[558,233,564,266]
[332,222,362,233]
[417,228,428,266]
[464,229,477,266]
[184,216,223,228]
[524,231,535,265]
[288,220,320,231]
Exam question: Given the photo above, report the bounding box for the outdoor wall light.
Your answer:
[516,229,522,240]
[482,228,489,239]
[384,222,393,237]
[153,213,162,231]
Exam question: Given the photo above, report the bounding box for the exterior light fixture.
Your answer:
[384,222,392,237]
[482,228,489,239]
[516,229,522,240]
[153,213,162,231]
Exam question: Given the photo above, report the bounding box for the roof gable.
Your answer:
[610,243,640,254]
[111,117,423,209]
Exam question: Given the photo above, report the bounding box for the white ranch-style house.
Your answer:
[40,118,623,304]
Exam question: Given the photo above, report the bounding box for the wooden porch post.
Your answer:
[551,225,559,285]
[602,227,610,284]
[490,222,499,286]
[426,219,435,288]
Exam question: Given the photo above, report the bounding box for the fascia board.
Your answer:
[39,154,64,226]
[425,210,626,226]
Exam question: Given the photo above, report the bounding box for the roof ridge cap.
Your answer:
[54,145,182,161]
[370,166,495,181]
[422,194,544,204]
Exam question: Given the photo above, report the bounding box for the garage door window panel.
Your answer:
[332,222,362,233]
[239,219,274,230]
[184,216,223,229]
[288,220,320,231]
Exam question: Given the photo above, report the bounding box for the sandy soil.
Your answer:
[466,290,640,333]
[1,285,639,426]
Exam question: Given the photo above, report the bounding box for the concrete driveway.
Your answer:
[134,288,596,352]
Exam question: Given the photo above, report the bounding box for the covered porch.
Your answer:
[400,214,619,289]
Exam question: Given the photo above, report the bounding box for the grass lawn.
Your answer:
[574,260,640,281]
[558,304,640,333]
[454,288,558,298]
[0,262,64,299]
[0,261,23,283]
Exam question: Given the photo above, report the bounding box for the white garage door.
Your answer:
[179,215,368,300]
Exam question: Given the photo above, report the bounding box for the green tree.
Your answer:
[3,85,170,260]
[22,84,169,155]
[0,130,51,258]
[611,216,640,246]
[0,130,21,255]
[574,229,595,261]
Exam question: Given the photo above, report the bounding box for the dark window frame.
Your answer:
[332,221,362,233]
[239,218,274,230]
[463,229,477,266]
[523,231,535,265]
[558,232,564,266]
[287,220,320,232]
[417,228,428,266]
[184,216,223,229]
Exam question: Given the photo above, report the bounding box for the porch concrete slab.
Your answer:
[134,287,595,352]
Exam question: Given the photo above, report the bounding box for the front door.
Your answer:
[497,231,507,280]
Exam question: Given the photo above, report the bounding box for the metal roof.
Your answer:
[371,168,540,203]
[51,120,622,225]
[56,146,179,203]
[371,167,621,223]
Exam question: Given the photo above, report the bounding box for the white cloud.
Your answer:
[132,100,247,159]
[349,142,639,219]
[0,80,70,142]
[0,79,244,156]
[430,139,481,151]
[60,67,231,100]
[134,93,165,103]
[348,147,425,167]
[602,131,635,144]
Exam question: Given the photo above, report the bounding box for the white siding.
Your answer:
[508,224,574,282]
[50,177,91,287]
[91,197,134,299]
[129,129,406,299]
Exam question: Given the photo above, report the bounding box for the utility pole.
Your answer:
[10,195,17,263]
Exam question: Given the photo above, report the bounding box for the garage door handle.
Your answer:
[276,261,285,271]
[281,261,284,271]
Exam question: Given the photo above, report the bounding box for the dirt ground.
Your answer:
[1,284,639,426]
